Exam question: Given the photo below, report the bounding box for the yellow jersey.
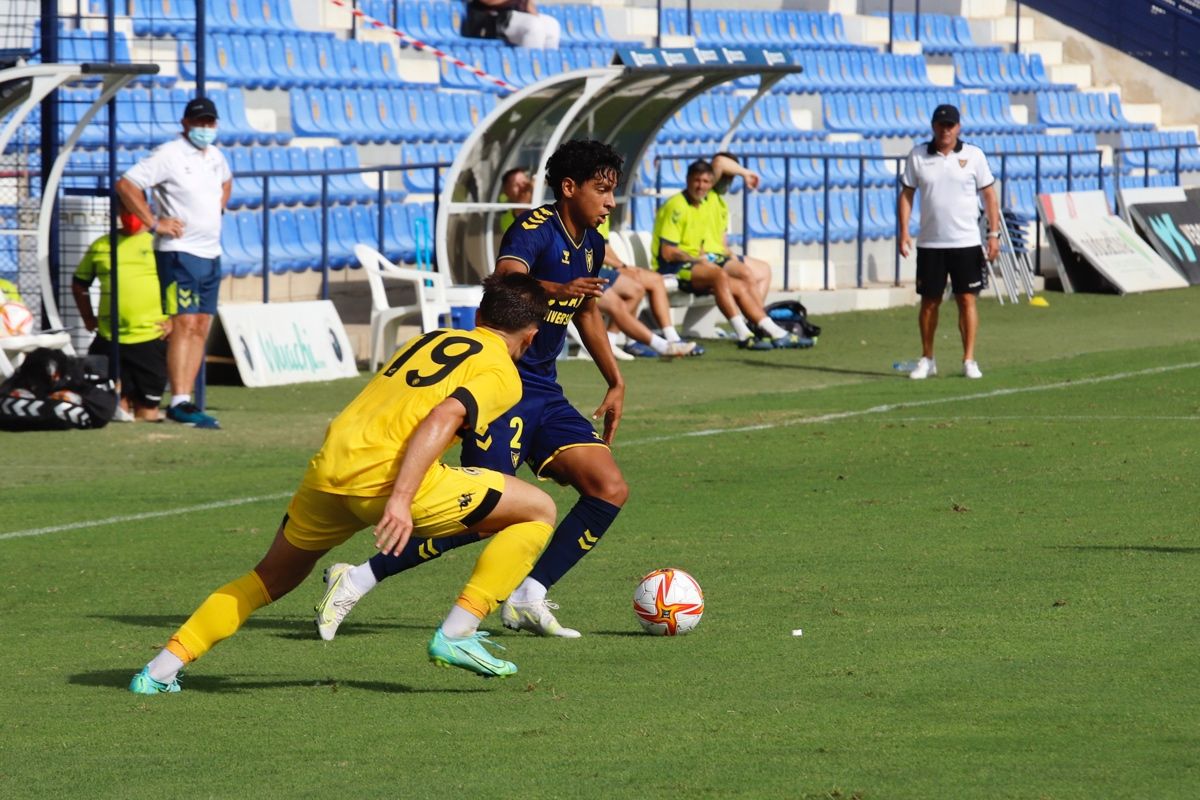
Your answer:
[302,327,522,496]
[650,192,707,269]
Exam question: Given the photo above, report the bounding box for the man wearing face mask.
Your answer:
[116,96,232,429]
[71,204,171,422]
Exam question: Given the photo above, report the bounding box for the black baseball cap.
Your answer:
[183,96,218,121]
[931,104,960,125]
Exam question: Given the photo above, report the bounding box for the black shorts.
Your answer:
[916,246,987,298]
[88,336,168,408]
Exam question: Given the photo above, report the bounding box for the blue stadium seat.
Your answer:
[261,209,299,273]
[236,211,266,277]
[328,206,359,269]
[270,208,312,273]
[290,207,333,269]
[222,211,255,277]
[402,145,438,192]
[354,89,390,144]
[351,205,385,257]
[132,0,195,36]
[267,147,301,205]
[227,148,259,209]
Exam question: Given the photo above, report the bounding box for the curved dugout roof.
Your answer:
[435,47,801,284]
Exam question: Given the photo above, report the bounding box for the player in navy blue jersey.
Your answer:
[315,140,630,640]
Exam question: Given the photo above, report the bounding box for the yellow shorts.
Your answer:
[283,463,506,551]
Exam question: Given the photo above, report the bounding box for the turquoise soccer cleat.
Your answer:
[427,630,517,678]
[129,666,181,695]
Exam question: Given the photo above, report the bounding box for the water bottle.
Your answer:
[893,360,919,373]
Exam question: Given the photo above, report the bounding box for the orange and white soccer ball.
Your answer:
[0,301,33,336]
[633,568,704,636]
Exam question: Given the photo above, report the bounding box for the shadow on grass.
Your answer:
[69,669,490,694]
[591,630,654,638]
[93,614,435,642]
[1052,545,1200,554]
[738,359,895,378]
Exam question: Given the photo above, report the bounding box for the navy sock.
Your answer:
[368,532,483,582]
[528,495,621,590]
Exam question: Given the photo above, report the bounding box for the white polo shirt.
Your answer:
[123,136,232,259]
[901,140,995,248]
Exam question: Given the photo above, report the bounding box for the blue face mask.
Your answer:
[187,125,218,148]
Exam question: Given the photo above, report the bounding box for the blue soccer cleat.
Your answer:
[129,666,181,695]
[166,402,220,429]
[771,333,814,349]
[622,341,659,358]
[737,336,775,351]
[428,629,517,678]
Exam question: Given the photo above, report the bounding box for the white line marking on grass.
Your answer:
[885,415,1200,423]
[0,491,293,542]
[622,361,1200,447]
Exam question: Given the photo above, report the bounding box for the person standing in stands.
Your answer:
[116,96,232,428]
[71,203,171,422]
[897,103,1000,380]
[466,0,562,49]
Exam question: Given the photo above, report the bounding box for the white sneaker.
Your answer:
[663,340,697,357]
[314,563,363,641]
[500,598,581,638]
[111,405,135,423]
[610,342,635,361]
[963,359,983,379]
[908,357,937,380]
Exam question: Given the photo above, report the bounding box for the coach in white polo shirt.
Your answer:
[897,103,1000,380]
[117,96,232,428]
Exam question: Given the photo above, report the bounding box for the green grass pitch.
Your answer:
[2,289,1198,799]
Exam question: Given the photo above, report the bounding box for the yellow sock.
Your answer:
[165,571,272,663]
[457,521,552,618]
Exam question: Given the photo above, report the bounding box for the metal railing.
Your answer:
[59,159,447,302]
[641,143,1200,290]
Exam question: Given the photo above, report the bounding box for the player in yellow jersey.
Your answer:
[129,273,555,692]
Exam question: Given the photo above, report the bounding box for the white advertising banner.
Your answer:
[1038,191,1188,294]
[215,301,358,387]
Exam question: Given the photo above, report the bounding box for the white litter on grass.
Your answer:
[792,629,803,637]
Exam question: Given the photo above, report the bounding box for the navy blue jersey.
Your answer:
[498,204,606,384]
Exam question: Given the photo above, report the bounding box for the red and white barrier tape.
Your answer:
[329,0,520,94]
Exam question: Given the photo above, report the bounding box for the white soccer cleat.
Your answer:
[610,342,635,361]
[663,340,697,357]
[963,359,983,379]
[908,357,937,380]
[500,598,582,638]
[314,563,363,641]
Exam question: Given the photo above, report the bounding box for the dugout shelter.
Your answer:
[435,47,801,285]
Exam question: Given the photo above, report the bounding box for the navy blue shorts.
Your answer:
[156,251,221,315]
[459,376,607,479]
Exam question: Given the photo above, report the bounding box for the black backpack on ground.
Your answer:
[762,300,822,340]
[0,348,117,431]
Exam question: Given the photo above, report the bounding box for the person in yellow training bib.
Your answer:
[71,205,171,422]
[129,272,556,692]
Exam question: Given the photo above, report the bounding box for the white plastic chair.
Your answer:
[354,244,483,371]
